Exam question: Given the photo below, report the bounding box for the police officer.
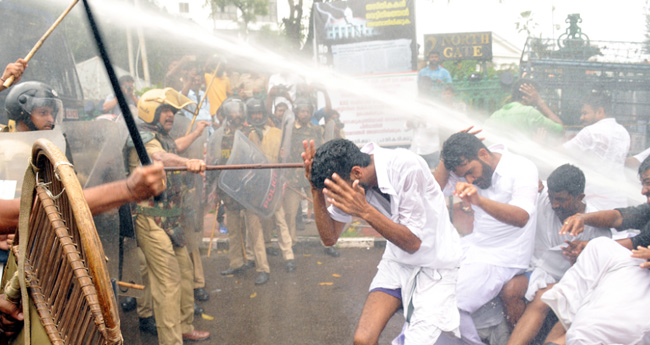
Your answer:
[283,97,339,257]
[126,88,209,344]
[213,98,271,283]
[246,98,297,274]
[4,81,61,132]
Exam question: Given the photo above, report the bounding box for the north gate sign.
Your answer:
[424,32,493,61]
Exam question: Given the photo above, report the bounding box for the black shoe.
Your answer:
[286,259,297,272]
[121,296,137,312]
[266,247,279,256]
[221,265,246,276]
[243,260,255,269]
[139,316,157,336]
[255,272,270,285]
[194,303,204,315]
[324,247,340,257]
[194,288,209,302]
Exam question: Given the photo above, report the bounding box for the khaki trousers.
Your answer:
[135,215,194,345]
[243,210,270,273]
[283,188,302,245]
[246,206,295,267]
[225,207,248,269]
[184,223,205,289]
[136,247,153,318]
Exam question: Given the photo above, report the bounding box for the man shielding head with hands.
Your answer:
[434,132,539,344]
[302,138,461,345]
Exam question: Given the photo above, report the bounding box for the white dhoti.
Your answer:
[542,237,650,345]
[370,259,460,345]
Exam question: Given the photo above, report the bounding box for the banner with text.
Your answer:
[313,0,417,74]
[332,72,417,146]
[424,32,493,61]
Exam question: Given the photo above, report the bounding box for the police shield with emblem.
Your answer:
[218,131,284,218]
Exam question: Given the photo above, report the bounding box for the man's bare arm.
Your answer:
[311,186,346,246]
[0,199,20,232]
[84,161,166,214]
[174,121,208,153]
[0,162,167,233]
[303,139,346,245]
[456,182,529,227]
[559,210,623,236]
[324,174,421,253]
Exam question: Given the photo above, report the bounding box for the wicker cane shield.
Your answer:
[4,138,122,345]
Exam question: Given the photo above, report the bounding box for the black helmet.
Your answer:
[218,98,246,125]
[293,97,313,115]
[5,81,62,131]
[245,98,267,126]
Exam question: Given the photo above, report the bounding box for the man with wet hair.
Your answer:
[561,155,650,260]
[303,138,461,345]
[539,155,650,344]
[485,79,563,139]
[563,91,630,211]
[504,164,610,345]
[434,132,538,345]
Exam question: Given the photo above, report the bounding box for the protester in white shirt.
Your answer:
[505,164,610,345]
[563,92,630,211]
[541,237,650,344]
[433,132,538,345]
[544,156,650,344]
[303,139,461,345]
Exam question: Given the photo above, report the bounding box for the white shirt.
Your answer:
[182,89,212,122]
[532,183,611,279]
[328,143,461,269]
[445,144,539,269]
[563,118,630,210]
[634,146,650,164]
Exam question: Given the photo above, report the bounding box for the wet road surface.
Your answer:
[119,243,404,344]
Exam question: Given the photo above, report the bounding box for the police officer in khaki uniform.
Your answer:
[215,99,271,283]
[246,98,296,274]
[126,88,210,344]
[283,98,339,257]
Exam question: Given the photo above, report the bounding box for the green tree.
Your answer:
[281,0,305,49]
[206,0,269,34]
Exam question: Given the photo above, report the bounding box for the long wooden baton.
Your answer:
[165,162,304,172]
[117,281,145,290]
[185,62,221,136]
[3,0,79,88]
[287,185,313,204]
[206,201,221,258]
